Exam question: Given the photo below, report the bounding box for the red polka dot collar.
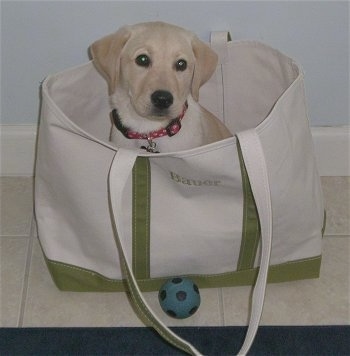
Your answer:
[111,101,188,141]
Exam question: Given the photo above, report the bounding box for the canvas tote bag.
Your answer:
[35,32,325,355]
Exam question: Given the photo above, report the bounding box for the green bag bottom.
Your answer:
[44,254,321,292]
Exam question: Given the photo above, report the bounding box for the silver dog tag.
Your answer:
[141,139,159,153]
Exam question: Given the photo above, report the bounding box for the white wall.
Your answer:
[1,1,349,126]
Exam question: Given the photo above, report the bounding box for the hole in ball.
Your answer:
[172,278,183,284]
[176,291,187,301]
[159,290,166,301]
[167,310,177,318]
[189,306,198,315]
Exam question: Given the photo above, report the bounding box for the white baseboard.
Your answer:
[312,126,349,176]
[0,125,349,176]
[1,125,38,177]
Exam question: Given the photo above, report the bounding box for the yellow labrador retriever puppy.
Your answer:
[91,22,231,152]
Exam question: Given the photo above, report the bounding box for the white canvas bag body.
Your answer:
[35,32,324,354]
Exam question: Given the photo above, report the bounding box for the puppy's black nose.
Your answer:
[151,90,173,109]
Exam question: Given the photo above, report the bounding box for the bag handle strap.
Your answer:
[236,130,273,354]
[108,129,272,355]
[210,31,231,64]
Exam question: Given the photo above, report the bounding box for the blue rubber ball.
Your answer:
[158,277,201,319]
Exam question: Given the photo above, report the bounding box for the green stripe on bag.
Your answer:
[237,142,261,270]
[132,157,151,280]
[43,254,321,292]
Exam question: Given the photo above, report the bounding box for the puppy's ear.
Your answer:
[90,26,131,95]
[191,37,218,102]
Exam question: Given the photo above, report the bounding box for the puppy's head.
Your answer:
[90,22,218,122]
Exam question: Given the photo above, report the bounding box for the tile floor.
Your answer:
[1,177,349,328]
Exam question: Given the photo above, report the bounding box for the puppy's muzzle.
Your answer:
[151,90,174,110]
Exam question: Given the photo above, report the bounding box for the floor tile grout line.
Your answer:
[0,235,32,239]
[218,288,225,326]
[323,235,350,239]
[17,215,35,327]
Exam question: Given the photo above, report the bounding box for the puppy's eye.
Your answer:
[175,59,187,71]
[135,54,151,67]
